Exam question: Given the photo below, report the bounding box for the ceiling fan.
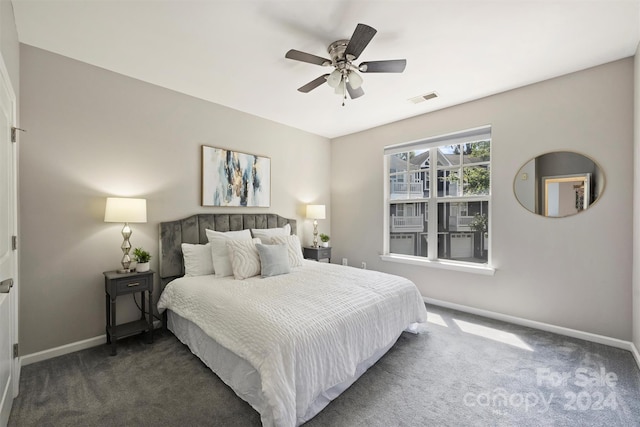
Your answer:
[285,23,406,105]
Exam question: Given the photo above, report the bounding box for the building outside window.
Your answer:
[385,126,491,266]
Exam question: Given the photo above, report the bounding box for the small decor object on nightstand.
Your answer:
[319,233,330,248]
[133,247,151,272]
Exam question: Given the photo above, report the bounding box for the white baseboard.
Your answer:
[21,320,163,366]
[424,297,640,372]
[21,335,106,366]
[631,342,640,370]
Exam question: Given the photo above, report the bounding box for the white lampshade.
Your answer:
[104,197,147,223]
[306,204,326,220]
[327,69,342,89]
[348,71,363,89]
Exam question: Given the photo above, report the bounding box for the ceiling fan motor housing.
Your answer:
[328,40,350,65]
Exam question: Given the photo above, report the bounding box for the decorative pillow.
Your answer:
[206,228,252,241]
[181,243,214,276]
[206,229,253,277]
[226,238,262,280]
[256,243,290,277]
[271,234,304,267]
[250,223,291,244]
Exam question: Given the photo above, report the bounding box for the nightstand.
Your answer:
[303,246,331,262]
[104,269,154,356]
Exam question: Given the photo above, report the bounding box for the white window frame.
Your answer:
[381,126,495,275]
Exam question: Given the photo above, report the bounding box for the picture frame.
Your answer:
[201,145,271,207]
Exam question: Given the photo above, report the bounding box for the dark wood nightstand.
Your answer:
[303,246,331,262]
[104,270,154,356]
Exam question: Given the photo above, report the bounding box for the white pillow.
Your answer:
[206,228,252,277]
[271,234,304,267]
[181,243,214,276]
[250,223,291,244]
[226,238,262,280]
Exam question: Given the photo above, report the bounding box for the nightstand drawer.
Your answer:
[115,276,151,294]
[316,247,331,259]
[104,271,153,297]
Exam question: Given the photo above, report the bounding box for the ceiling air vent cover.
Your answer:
[409,92,438,104]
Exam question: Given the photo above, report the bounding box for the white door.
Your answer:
[0,54,18,426]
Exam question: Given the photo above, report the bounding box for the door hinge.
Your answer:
[11,127,25,143]
[13,343,18,358]
[12,235,16,251]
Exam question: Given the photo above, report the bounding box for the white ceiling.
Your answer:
[11,0,640,139]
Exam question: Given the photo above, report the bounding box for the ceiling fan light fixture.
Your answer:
[327,69,342,88]
[347,71,363,89]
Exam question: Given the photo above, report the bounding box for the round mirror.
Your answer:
[514,151,604,217]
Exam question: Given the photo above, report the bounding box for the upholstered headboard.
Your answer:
[158,213,297,288]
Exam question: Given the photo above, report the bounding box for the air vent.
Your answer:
[409,92,438,104]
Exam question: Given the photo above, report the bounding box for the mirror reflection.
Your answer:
[514,151,604,218]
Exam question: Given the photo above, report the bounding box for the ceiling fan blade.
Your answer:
[297,74,330,93]
[346,82,364,99]
[286,49,331,66]
[359,59,407,73]
[345,23,377,60]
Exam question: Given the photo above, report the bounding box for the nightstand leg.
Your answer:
[141,290,146,321]
[110,296,117,356]
[105,293,111,345]
[147,288,153,343]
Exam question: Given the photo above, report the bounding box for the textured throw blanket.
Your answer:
[157,261,427,426]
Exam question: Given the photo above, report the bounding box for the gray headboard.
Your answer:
[159,213,297,288]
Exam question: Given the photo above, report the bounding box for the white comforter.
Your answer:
[157,261,427,427]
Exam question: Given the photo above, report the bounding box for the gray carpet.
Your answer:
[9,304,640,426]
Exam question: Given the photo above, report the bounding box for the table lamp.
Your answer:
[104,197,147,273]
[306,204,326,248]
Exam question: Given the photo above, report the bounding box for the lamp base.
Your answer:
[119,222,133,274]
[312,220,319,248]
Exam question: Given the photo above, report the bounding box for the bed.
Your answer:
[157,213,427,427]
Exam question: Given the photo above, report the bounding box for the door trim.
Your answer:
[0,45,19,424]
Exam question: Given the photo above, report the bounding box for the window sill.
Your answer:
[380,254,495,276]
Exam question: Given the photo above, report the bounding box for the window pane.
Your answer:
[389,202,428,257]
[389,153,408,173]
[462,165,490,196]
[437,169,460,197]
[437,201,489,264]
[439,145,461,167]
[463,141,491,163]
[390,172,409,200]
[409,150,429,199]
[389,151,430,200]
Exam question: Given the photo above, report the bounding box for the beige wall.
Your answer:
[331,59,634,340]
[19,45,330,355]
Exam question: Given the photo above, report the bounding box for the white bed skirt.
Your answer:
[168,310,402,426]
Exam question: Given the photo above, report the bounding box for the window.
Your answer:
[384,126,491,268]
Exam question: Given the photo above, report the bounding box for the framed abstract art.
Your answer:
[201,145,271,207]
